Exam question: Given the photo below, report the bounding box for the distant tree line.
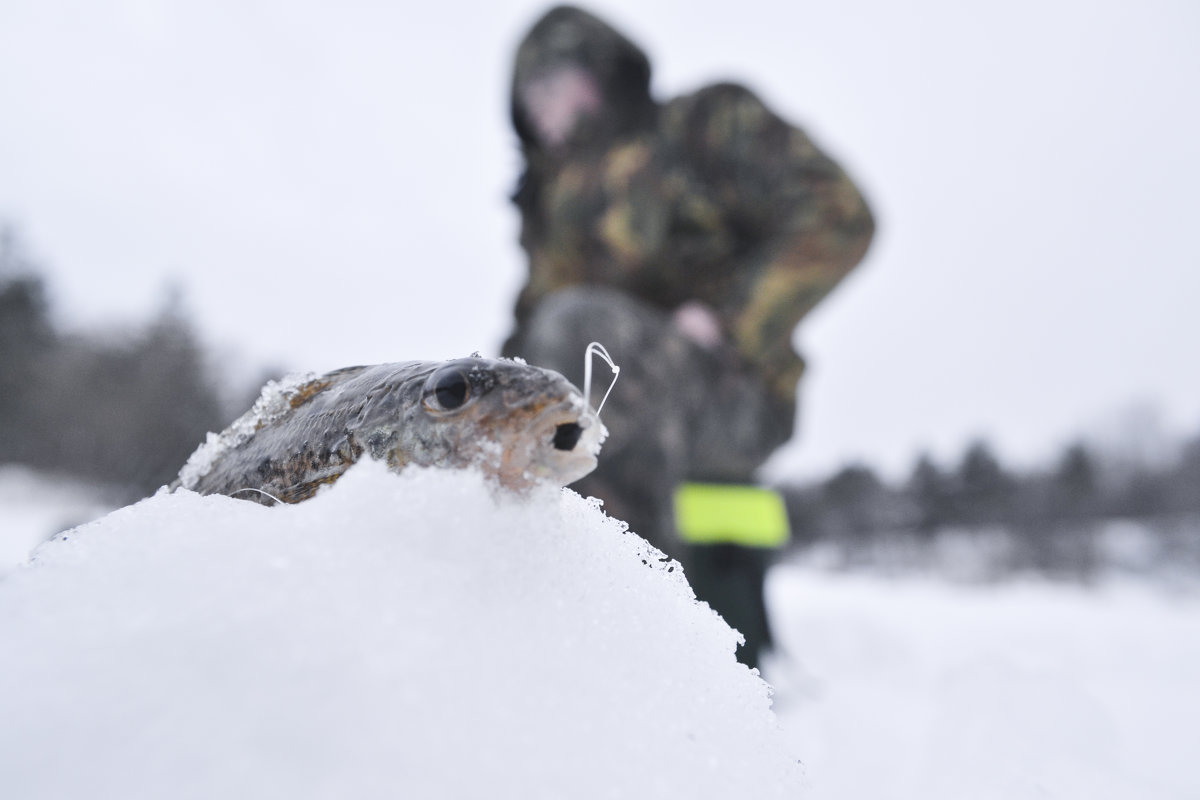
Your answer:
[779,436,1200,579]
[0,225,236,500]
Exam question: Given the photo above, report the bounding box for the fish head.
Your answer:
[414,357,606,490]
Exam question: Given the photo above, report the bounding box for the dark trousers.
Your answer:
[683,544,775,668]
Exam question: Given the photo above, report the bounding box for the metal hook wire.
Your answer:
[583,341,620,416]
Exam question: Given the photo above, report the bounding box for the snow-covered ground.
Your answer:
[767,567,1199,799]
[1,465,1197,798]
[0,465,115,575]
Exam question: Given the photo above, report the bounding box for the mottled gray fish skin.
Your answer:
[176,358,605,504]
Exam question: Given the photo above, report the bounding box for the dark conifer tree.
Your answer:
[907,453,952,536]
[954,440,1015,527]
[1053,442,1099,522]
[0,227,56,465]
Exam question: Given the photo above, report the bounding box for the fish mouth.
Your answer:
[552,421,584,451]
[501,396,606,488]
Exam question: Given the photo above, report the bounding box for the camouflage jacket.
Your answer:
[506,7,875,406]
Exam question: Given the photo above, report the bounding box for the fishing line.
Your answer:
[583,341,620,416]
[229,487,286,505]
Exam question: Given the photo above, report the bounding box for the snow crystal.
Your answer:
[0,462,798,800]
[176,371,318,489]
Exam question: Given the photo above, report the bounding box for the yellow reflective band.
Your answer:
[673,483,791,548]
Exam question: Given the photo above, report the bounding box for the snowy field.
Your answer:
[767,568,1199,798]
[2,465,1198,799]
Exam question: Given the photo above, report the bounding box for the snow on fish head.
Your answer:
[414,357,606,491]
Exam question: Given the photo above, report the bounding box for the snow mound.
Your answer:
[0,461,798,799]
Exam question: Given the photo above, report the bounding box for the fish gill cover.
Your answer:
[0,462,800,799]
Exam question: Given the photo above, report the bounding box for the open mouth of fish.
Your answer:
[499,396,606,488]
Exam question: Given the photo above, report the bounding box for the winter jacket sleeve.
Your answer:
[664,83,875,401]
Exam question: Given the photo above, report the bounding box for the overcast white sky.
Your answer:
[1,0,1197,480]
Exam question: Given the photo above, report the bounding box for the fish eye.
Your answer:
[425,367,471,412]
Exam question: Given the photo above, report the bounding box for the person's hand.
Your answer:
[672,301,724,350]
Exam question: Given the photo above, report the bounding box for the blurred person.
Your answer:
[501,5,874,666]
